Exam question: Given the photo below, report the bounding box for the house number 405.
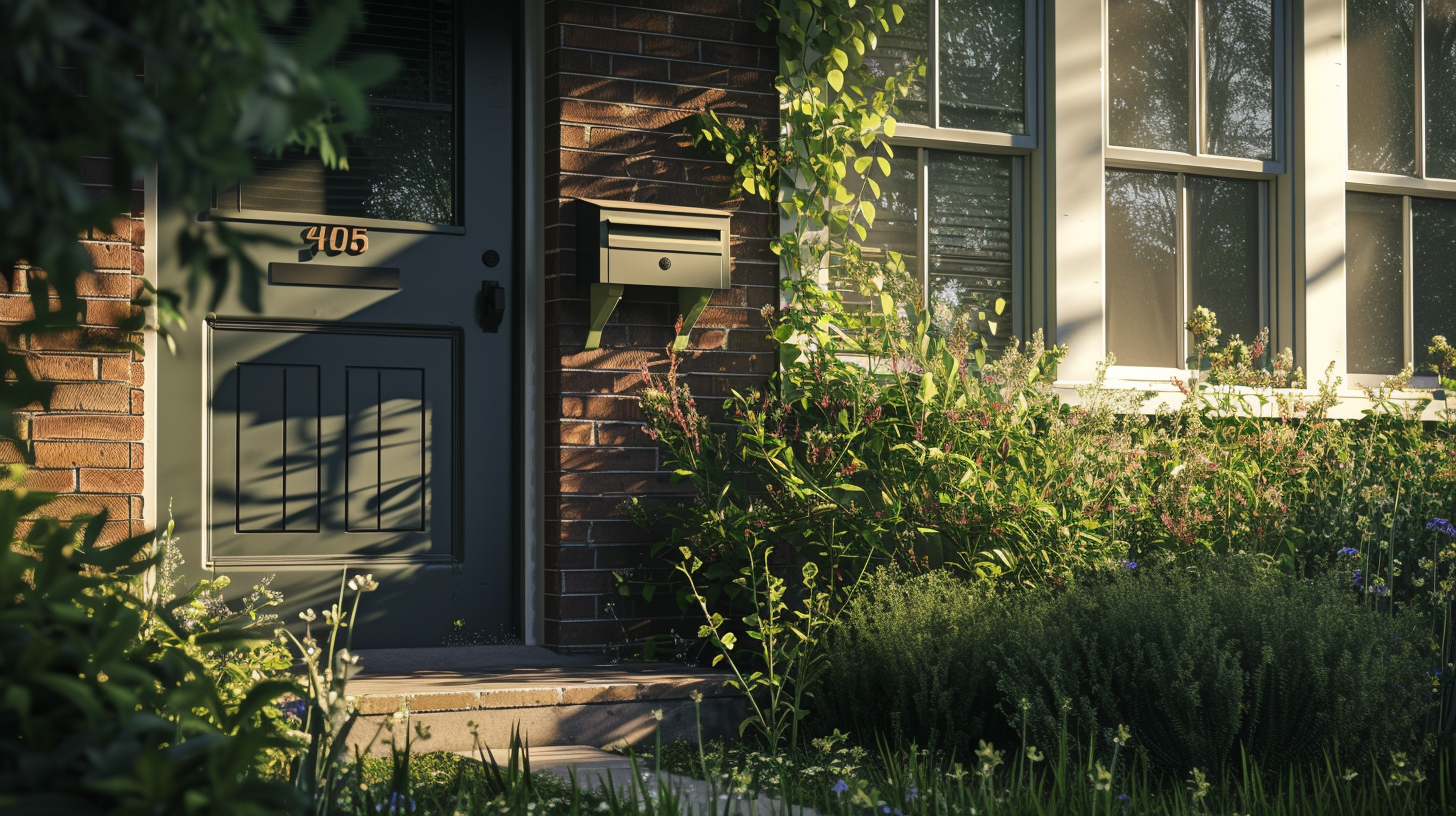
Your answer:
[304,225,369,255]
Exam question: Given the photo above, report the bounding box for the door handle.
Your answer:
[478,280,506,332]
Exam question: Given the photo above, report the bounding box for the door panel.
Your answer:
[209,323,460,564]
[158,1,518,647]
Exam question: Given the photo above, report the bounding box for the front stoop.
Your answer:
[342,646,744,755]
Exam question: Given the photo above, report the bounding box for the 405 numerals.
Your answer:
[303,225,369,255]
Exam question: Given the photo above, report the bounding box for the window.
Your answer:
[1346,192,1456,377]
[1102,0,1280,371]
[857,150,1020,348]
[1344,0,1456,379]
[216,0,459,226]
[854,0,1035,341]
[1346,0,1456,178]
[1106,170,1267,367]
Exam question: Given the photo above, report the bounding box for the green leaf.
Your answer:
[861,199,876,227]
[877,156,891,176]
[884,116,897,137]
[853,156,873,174]
[827,69,844,92]
[892,3,906,23]
[831,48,849,70]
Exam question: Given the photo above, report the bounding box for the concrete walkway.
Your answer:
[500,744,824,816]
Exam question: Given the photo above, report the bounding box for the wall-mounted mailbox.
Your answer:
[576,198,733,351]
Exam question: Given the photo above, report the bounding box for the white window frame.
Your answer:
[1342,0,1456,385]
[1097,0,1288,383]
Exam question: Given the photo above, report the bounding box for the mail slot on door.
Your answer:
[576,198,732,288]
[575,198,734,350]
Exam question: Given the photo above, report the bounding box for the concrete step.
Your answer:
[342,645,744,755]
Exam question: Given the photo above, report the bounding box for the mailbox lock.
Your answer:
[658,257,672,271]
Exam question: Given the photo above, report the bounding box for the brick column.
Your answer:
[5,156,147,544]
[543,0,779,651]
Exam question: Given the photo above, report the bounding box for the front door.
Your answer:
[158,0,518,647]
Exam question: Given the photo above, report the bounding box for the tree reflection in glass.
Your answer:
[1426,0,1456,178]
[927,152,1014,346]
[1106,170,1180,366]
[1187,176,1263,344]
[1347,0,1416,174]
[1345,193,1405,375]
[1108,0,1189,152]
[1204,0,1274,159]
[847,152,921,305]
[939,0,1026,133]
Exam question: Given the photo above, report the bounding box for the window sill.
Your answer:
[1051,376,1451,421]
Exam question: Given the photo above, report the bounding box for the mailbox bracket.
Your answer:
[675,288,713,351]
[586,283,625,351]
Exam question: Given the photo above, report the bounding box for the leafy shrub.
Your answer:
[812,569,1013,754]
[816,558,1431,778]
[0,487,300,814]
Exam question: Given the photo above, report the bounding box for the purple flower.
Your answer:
[906,785,919,801]
[1118,793,1131,802]
[831,779,849,795]
[1338,547,1359,557]
[1353,569,1363,589]
[1428,518,1456,537]
[1121,560,1139,570]
[1374,584,1389,596]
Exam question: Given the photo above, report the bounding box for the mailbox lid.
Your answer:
[605,247,725,288]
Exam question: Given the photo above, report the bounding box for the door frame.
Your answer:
[142,0,546,646]
[518,0,545,646]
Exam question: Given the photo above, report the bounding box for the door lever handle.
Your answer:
[478,280,506,332]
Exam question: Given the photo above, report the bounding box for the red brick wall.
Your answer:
[5,157,147,544]
[544,0,779,650]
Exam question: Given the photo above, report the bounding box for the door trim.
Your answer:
[518,0,545,646]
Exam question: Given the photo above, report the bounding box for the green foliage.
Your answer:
[814,569,1011,756]
[0,485,301,814]
[0,0,391,423]
[816,559,1432,780]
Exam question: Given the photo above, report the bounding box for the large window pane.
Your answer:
[1204,0,1274,159]
[1412,198,1456,371]
[1347,0,1416,174]
[1107,170,1180,366]
[225,0,458,224]
[939,0,1026,133]
[1426,0,1456,178]
[1346,193,1405,375]
[867,0,930,126]
[927,153,1014,345]
[1187,176,1263,345]
[1109,0,1189,152]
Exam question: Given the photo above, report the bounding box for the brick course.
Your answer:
[544,0,778,651]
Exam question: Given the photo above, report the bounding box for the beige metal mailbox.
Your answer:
[576,198,733,350]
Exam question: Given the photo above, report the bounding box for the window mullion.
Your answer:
[1416,0,1426,179]
[929,0,941,129]
[1190,0,1205,156]
[919,148,932,302]
[1178,172,1189,364]
[1403,194,1415,367]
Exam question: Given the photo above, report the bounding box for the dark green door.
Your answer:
[159,0,518,647]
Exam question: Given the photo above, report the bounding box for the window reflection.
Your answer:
[1204,0,1275,159]
[939,0,1027,133]
[1412,198,1456,370]
[865,0,930,125]
[1109,0,1189,152]
[1106,170,1180,366]
[1426,0,1456,178]
[1347,0,1416,174]
[1345,193,1405,374]
[1187,176,1264,341]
